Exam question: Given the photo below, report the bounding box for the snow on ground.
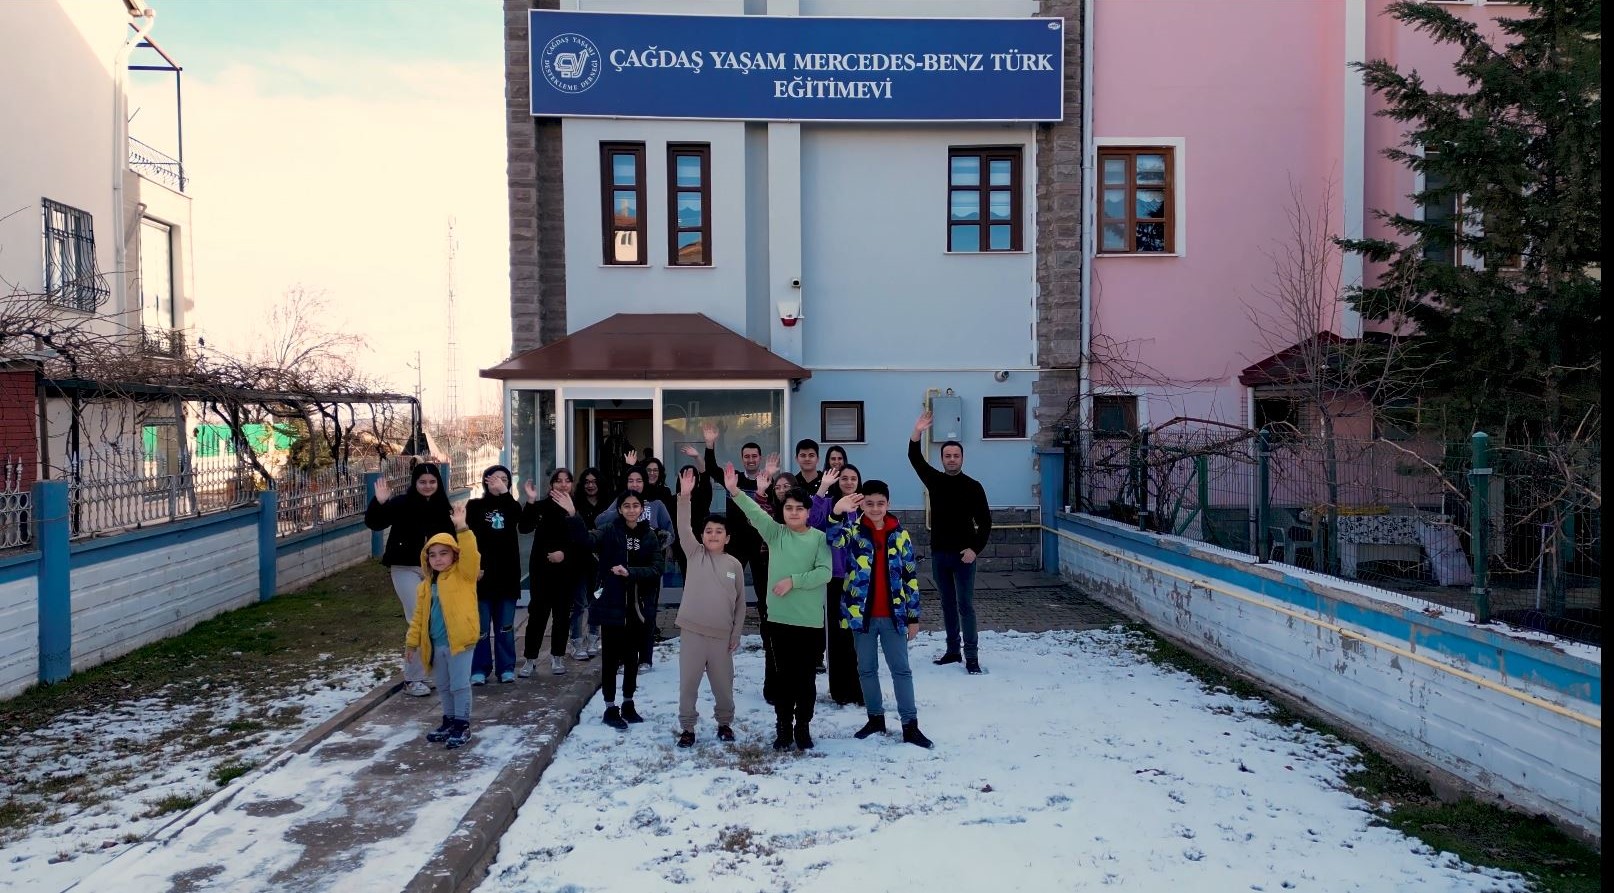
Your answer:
[0,657,388,893]
[481,629,1526,893]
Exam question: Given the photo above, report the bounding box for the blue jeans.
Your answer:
[932,552,979,660]
[431,639,474,721]
[473,599,517,677]
[853,617,917,724]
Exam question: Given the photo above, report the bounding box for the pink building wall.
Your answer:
[1091,0,1524,432]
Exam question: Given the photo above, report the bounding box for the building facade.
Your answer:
[492,0,1083,569]
[0,0,194,483]
[1083,0,1523,440]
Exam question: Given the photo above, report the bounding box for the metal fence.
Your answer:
[274,467,369,537]
[1079,430,1601,646]
[68,463,257,539]
[0,486,28,551]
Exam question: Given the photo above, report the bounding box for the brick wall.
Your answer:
[505,0,567,355]
[0,368,38,487]
[892,507,1041,572]
[1033,0,1085,448]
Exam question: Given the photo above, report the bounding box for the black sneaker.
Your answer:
[772,723,793,751]
[425,715,454,743]
[603,705,629,730]
[716,725,736,743]
[933,652,963,666]
[677,730,696,748]
[621,700,645,723]
[966,659,983,675]
[794,723,814,751]
[854,715,887,740]
[901,720,934,749]
[445,720,472,750]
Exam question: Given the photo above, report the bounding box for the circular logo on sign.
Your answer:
[540,32,601,94]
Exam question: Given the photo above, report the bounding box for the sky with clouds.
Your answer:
[127,0,510,418]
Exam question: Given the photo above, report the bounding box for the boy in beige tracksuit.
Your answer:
[675,467,747,747]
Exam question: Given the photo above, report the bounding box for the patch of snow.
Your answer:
[481,629,1526,893]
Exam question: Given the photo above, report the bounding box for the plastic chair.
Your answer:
[1268,508,1319,567]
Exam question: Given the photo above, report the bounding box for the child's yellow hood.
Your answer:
[419,532,462,572]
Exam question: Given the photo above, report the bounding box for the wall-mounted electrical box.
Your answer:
[930,393,964,442]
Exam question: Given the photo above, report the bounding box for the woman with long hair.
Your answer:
[519,468,588,677]
[365,462,455,697]
[568,467,608,657]
[815,464,865,705]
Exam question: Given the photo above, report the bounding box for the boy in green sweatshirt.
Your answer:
[723,463,832,752]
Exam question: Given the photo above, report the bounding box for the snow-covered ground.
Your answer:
[0,657,388,893]
[480,629,1526,893]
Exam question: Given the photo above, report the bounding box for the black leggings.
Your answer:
[766,621,820,728]
[525,575,575,660]
[600,616,644,702]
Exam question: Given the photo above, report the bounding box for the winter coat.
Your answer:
[466,492,522,599]
[364,464,454,568]
[405,530,482,671]
[595,495,673,544]
[522,497,590,591]
[827,512,922,632]
[580,515,666,627]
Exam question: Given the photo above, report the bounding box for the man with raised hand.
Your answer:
[908,409,993,674]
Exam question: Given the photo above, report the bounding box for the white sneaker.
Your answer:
[404,681,431,697]
[569,638,588,660]
[637,661,652,674]
[551,656,567,676]
[517,660,534,678]
[585,635,600,657]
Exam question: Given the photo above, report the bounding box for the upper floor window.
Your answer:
[1419,148,1460,266]
[139,218,175,330]
[1099,148,1175,254]
[667,144,711,266]
[948,148,1023,252]
[42,198,106,312]
[601,143,646,265]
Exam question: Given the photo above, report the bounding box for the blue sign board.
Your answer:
[529,11,1064,122]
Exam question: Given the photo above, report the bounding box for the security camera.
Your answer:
[789,277,801,289]
[994,370,1011,382]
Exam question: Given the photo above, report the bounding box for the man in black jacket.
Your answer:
[908,410,993,674]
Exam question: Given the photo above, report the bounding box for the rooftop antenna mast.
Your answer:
[444,217,460,423]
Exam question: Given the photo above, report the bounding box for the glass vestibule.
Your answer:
[508,389,556,489]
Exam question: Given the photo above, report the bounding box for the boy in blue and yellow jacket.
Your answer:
[406,503,481,749]
[826,480,934,749]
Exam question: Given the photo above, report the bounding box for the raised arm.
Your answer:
[725,462,783,548]
[907,411,945,487]
[363,478,397,531]
[449,505,481,584]
[675,468,700,559]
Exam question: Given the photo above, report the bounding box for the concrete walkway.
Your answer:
[70,571,1123,893]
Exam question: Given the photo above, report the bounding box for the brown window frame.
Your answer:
[947,147,1023,253]
[666,143,712,266]
[600,142,647,266]
[1092,395,1139,440]
[1098,147,1176,254]
[982,396,1028,439]
[820,401,866,444]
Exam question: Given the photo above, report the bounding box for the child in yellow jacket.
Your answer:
[406,503,481,749]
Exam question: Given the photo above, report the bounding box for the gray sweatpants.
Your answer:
[678,631,736,731]
[391,567,427,683]
[431,641,474,721]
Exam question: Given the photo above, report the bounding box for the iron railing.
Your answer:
[42,198,108,312]
[0,487,29,551]
[68,464,256,539]
[128,137,187,192]
[140,326,186,359]
[275,466,369,537]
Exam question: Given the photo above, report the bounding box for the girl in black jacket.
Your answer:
[568,467,608,657]
[519,468,588,678]
[364,462,454,696]
[558,489,665,730]
[466,465,522,684]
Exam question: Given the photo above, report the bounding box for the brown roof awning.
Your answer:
[480,313,811,382]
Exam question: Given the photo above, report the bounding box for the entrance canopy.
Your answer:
[480,313,810,382]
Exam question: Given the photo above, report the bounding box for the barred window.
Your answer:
[42,199,106,312]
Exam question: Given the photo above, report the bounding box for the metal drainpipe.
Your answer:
[1077,0,1096,452]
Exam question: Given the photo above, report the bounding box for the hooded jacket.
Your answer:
[365,463,455,568]
[405,529,482,671]
[581,514,666,627]
[827,511,921,632]
[466,466,522,598]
